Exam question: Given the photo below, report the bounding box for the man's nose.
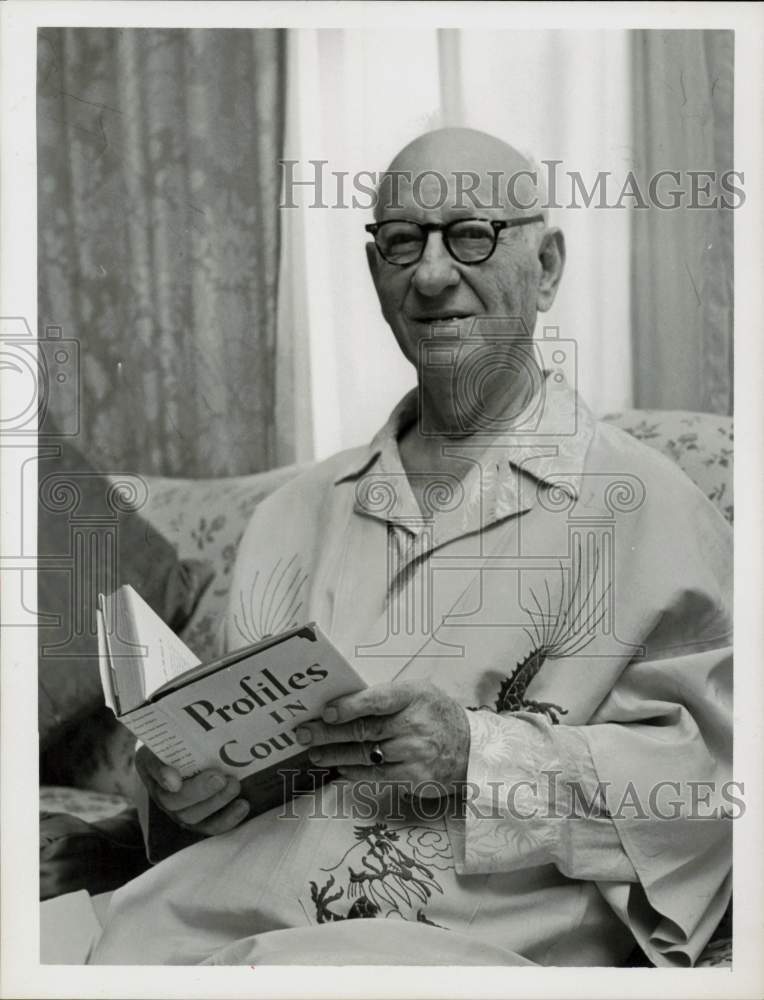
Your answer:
[410,232,460,296]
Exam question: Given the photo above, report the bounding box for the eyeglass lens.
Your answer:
[375,219,496,264]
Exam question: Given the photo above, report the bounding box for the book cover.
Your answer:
[97,586,366,818]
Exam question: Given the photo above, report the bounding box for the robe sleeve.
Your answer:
[448,637,733,967]
[450,709,639,883]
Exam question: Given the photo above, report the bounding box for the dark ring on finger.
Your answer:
[369,742,385,766]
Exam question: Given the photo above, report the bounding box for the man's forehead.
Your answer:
[374,128,539,220]
[375,165,539,221]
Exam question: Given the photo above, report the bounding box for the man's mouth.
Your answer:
[410,313,474,325]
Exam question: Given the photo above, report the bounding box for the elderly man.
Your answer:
[91,129,732,966]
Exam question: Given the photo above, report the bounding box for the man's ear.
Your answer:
[536,227,565,312]
[365,240,381,290]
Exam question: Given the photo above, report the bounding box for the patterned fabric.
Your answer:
[602,410,733,522]
[37,28,289,476]
[40,786,129,824]
[140,464,304,661]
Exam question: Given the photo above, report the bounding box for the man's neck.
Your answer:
[401,372,539,473]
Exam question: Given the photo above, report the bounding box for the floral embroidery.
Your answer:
[309,822,453,926]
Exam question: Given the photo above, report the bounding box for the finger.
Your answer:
[174,776,242,825]
[295,714,396,749]
[308,736,419,768]
[135,746,183,794]
[336,763,414,784]
[156,770,236,813]
[307,742,366,768]
[335,764,454,799]
[195,798,250,836]
[322,683,414,724]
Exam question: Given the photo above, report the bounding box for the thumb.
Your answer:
[136,746,182,794]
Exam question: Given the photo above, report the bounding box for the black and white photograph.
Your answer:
[1,2,762,996]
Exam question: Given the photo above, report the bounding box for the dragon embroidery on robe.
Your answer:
[309,823,451,927]
[472,545,610,724]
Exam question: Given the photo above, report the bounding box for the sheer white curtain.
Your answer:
[279,29,633,461]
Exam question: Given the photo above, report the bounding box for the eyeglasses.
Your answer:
[364,215,544,266]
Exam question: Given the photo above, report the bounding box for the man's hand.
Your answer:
[135,746,250,836]
[294,680,470,795]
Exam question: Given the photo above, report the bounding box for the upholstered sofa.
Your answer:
[39,409,733,964]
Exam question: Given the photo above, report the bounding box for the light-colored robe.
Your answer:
[91,377,732,966]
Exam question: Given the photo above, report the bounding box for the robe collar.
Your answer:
[334,373,596,545]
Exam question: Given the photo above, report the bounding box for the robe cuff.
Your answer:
[448,709,637,882]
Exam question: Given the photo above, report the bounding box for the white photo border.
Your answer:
[1,2,762,997]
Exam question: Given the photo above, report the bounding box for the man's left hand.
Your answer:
[294,680,470,795]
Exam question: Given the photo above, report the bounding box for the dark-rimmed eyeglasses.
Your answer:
[364,215,545,266]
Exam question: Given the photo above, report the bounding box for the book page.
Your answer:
[121,585,201,704]
[98,589,145,713]
[100,585,201,713]
[95,599,118,714]
[119,702,201,775]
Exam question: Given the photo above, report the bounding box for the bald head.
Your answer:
[387,127,533,177]
[375,127,546,221]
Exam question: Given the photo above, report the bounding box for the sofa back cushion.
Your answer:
[136,464,304,659]
[38,439,214,748]
[602,410,733,523]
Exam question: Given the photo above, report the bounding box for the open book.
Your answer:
[97,585,366,816]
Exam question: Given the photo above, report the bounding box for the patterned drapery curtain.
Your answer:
[631,30,733,415]
[37,28,289,476]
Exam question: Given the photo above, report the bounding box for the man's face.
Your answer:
[366,170,561,370]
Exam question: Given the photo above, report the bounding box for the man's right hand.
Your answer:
[135,746,250,837]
